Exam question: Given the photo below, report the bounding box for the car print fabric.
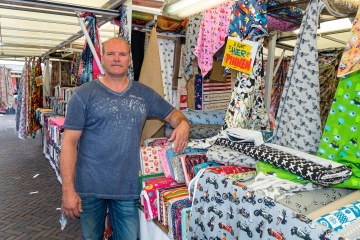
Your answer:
[188,169,348,239]
[272,0,325,154]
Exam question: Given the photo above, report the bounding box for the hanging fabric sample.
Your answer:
[267,57,291,130]
[139,27,165,142]
[272,0,325,154]
[118,5,134,81]
[223,42,270,131]
[42,59,51,107]
[222,0,269,132]
[319,51,341,131]
[77,13,101,85]
[317,71,360,189]
[158,36,175,106]
[16,58,31,139]
[183,13,202,80]
[28,57,42,135]
[267,0,304,32]
[193,0,236,78]
[0,65,15,112]
[228,0,268,40]
[337,7,360,77]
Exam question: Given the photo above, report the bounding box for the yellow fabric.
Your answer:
[139,27,165,143]
[337,6,360,77]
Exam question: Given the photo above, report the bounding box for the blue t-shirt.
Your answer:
[63,80,174,199]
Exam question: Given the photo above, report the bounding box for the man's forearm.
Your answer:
[60,140,78,192]
[167,109,189,128]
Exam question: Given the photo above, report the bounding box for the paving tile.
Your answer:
[0,122,82,239]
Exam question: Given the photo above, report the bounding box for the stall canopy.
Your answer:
[0,0,127,63]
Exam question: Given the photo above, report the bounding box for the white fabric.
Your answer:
[158,37,175,106]
[248,172,323,201]
[139,209,170,240]
[42,59,51,107]
[226,128,264,146]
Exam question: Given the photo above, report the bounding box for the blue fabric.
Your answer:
[166,147,207,179]
[80,197,139,240]
[181,108,226,125]
[64,80,174,199]
[229,0,267,40]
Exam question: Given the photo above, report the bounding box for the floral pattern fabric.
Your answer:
[337,7,360,77]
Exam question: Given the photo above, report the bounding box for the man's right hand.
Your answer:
[61,190,82,219]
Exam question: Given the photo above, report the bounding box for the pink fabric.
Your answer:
[193,0,236,77]
[267,15,300,32]
[140,176,177,220]
[50,117,65,128]
[159,148,172,178]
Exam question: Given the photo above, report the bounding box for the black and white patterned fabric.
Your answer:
[189,124,222,139]
[183,13,203,80]
[272,0,324,154]
[206,144,256,168]
[215,138,352,186]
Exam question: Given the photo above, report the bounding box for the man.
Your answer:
[60,37,190,240]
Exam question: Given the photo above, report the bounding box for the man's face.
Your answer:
[102,39,131,78]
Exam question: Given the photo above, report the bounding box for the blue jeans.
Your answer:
[80,197,139,240]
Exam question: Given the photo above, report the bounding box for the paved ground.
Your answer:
[0,114,82,240]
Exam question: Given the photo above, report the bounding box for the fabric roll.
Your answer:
[167,196,191,240]
[248,172,323,201]
[215,138,352,186]
[193,162,222,175]
[272,0,325,154]
[139,27,166,142]
[166,147,207,180]
[315,200,360,232]
[206,144,256,168]
[180,153,208,185]
[140,146,166,175]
